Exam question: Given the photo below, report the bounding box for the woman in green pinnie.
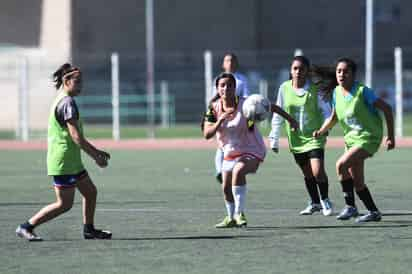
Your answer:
[314,58,395,223]
[269,55,333,217]
[16,63,112,241]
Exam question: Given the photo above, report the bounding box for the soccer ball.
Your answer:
[242,94,271,122]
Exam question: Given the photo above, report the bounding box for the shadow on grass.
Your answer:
[114,235,263,241]
[246,223,412,231]
[382,212,412,216]
[51,234,263,242]
[381,220,412,224]
[0,200,167,207]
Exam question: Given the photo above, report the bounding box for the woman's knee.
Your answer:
[56,200,73,213]
[353,181,366,192]
[314,172,327,182]
[90,184,98,198]
[233,160,257,178]
[80,180,98,200]
[335,159,347,175]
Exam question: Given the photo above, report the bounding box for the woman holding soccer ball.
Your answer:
[202,73,298,228]
[313,58,395,223]
[213,53,250,184]
[269,55,334,217]
[16,63,112,241]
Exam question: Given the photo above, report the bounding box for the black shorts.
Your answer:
[52,170,88,188]
[293,148,324,167]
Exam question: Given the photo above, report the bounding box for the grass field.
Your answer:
[1,148,412,274]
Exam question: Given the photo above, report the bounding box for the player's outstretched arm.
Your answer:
[374,98,395,150]
[271,104,298,130]
[313,109,337,138]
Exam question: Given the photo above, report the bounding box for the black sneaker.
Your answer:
[83,229,112,240]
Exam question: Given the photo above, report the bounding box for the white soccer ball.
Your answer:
[242,94,271,122]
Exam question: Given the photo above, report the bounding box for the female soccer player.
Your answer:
[202,73,298,228]
[314,58,395,223]
[214,53,250,184]
[269,56,333,216]
[16,63,112,241]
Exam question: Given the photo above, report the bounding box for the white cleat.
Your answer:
[299,203,322,215]
[16,225,42,242]
[321,198,334,216]
[355,211,382,223]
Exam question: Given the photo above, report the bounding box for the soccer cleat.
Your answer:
[336,206,359,220]
[320,198,334,216]
[16,225,43,241]
[83,229,112,239]
[215,216,237,228]
[234,213,247,227]
[299,203,322,215]
[355,211,382,223]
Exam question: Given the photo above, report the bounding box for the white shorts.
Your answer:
[221,154,260,172]
[221,159,237,172]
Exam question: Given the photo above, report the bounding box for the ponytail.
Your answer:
[309,57,358,100]
[310,65,337,100]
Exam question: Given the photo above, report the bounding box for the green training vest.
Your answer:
[47,92,84,175]
[334,83,383,155]
[281,80,326,153]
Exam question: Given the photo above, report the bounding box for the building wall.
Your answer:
[0,0,42,47]
[70,0,409,55]
[71,0,146,55]
[0,0,408,56]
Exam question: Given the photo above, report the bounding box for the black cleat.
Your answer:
[83,229,112,240]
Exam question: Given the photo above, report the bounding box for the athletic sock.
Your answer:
[224,201,235,219]
[356,187,378,212]
[316,178,329,200]
[304,177,320,204]
[83,224,95,233]
[340,178,355,207]
[232,185,247,215]
[21,221,35,232]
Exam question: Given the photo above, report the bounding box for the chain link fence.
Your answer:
[1,47,411,139]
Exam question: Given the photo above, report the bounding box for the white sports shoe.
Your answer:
[16,225,42,241]
[355,211,382,223]
[320,198,333,216]
[299,203,322,215]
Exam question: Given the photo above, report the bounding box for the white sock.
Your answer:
[232,185,247,215]
[224,200,235,219]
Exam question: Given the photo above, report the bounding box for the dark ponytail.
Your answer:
[310,57,358,100]
[310,65,337,100]
[52,63,80,90]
